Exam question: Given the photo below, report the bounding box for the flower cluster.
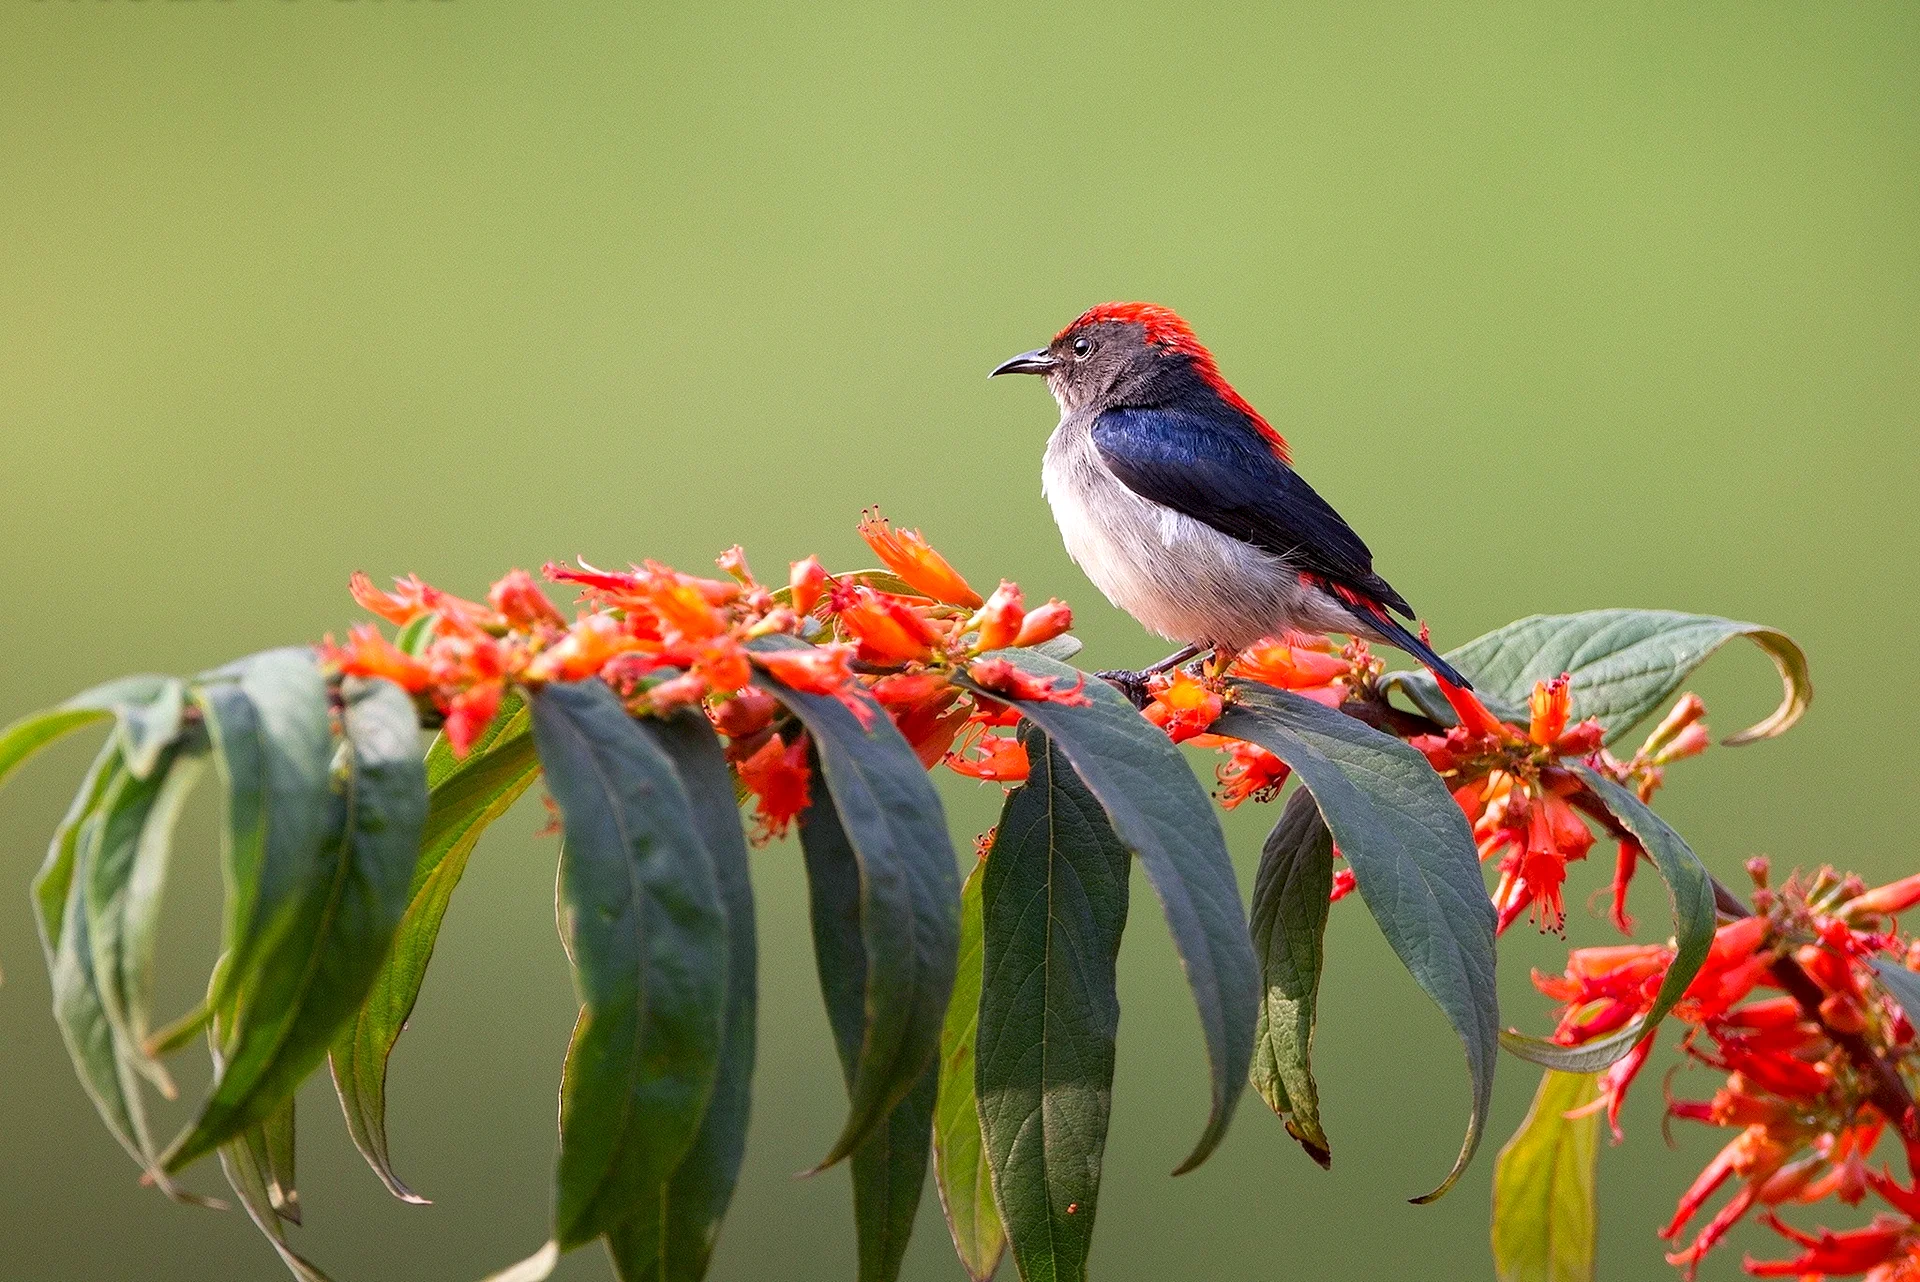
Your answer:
[322,511,1080,841]
[1533,860,1920,1278]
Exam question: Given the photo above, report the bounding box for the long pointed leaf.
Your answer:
[331,705,539,1202]
[1248,788,1334,1167]
[1213,680,1495,1202]
[976,730,1131,1282]
[932,857,1005,1282]
[606,710,759,1282]
[1389,610,1810,746]
[0,673,179,791]
[799,791,937,1282]
[165,664,428,1171]
[959,649,1255,1176]
[86,749,203,1098]
[752,637,960,1171]
[531,680,727,1251]
[219,1122,333,1282]
[1491,1070,1600,1282]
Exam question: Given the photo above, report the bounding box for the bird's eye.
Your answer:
[1071,335,1092,358]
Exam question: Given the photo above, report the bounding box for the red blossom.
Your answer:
[1012,600,1073,648]
[321,624,431,694]
[969,580,1026,652]
[1143,670,1225,744]
[488,569,565,630]
[737,733,810,843]
[966,658,1091,707]
[857,508,982,608]
[945,725,1030,783]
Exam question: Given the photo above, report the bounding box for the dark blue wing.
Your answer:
[1091,405,1412,617]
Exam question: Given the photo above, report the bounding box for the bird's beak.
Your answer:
[989,347,1056,378]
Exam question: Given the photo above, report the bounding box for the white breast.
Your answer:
[1040,414,1350,652]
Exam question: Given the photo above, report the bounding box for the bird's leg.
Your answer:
[1096,643,1202,710]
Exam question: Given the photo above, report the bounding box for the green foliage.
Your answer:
[1491,1070,1600,1282]
[1389,609,1810,745]
[961,649,1258,1177]
[976,729,1132,1282]
[0,605,1814,1282]
[531,679,728,1250]
[932,857,1006,1282]
[1213,680,1496,1202]
[1247,788,1335,1166]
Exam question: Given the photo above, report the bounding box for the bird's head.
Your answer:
[991,302,1288,459]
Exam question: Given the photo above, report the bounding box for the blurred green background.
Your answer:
[2,3,1914,1279]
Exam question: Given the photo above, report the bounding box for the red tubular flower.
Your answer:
[322,624,431,694]
[750,643,857,696]
[638,563,734,643]
[1845,874,1920,924]
[709,686,777,739]
[488,568,565,630]
[1437,675,1511,740]
[945,725,1029,782]
[692,637,753,695]
[1745,1215,1912,1277]
[1611,840,1643,933]
[717,544,755,585]
[1143,670,1225,744]
[737,732,811,843]
[966,657,1090,706]
[1012,600,1073,648]
[1215,741,1290,808]
[969,581,1026,652]
[1230,638,1351,706]
[525,613,646,683]
[871,673,967,767]
[1329,867,1357,902]
[857,509,982,608]
[837,587,944,665]
[350,571,436,626]
[1530,674,1572,746]
[788,556,827,616]
[444,681,504,759]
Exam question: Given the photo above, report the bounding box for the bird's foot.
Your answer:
[1094,668,1153,710]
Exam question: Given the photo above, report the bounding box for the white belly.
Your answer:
[1040,417,1353,651]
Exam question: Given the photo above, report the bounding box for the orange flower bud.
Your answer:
[717,544,755,585]
[709,686,776,739]
[1652,722,1711,766]
[444,681,504,759]
[788,556,827,616]
[1641,692,1708,759]
[1842,872,1920,923]
[321,624,432,694]
[750,643,857,697]
[857,508,982,608]
[488,569,566,630]
[968,581,1026,652]
[1012,600,1073,648]
[965,658,1091,706]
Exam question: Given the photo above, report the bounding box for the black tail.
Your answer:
[1339,599,1473,690]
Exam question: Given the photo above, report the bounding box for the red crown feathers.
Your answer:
[1056,302,1290,462]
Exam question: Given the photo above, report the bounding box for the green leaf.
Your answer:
[531,680,728,1251]
[219,1120,333,1282]
[260,1095,300,1223]
[85,749,205,1099]
[331,702,539,1203]
[799,791,937,1282]
[1504,770,1715,1074]
[1213,680,1496,1202]
[932,856,1005,1282]
[1389,610,1810,746]
[752,636,960,1171]
[41,745,185,1191]
[606,710,759,1282]
[976,730,1131,1282]
[0,673,181,791]
[1491,1070,1600,1282]
[164,662,428,1172]
[959,649,1256,1176]
[1247,788,1334,1168]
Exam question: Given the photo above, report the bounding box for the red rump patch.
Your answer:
[1058,302,1290,463]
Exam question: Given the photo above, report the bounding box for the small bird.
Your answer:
[991,302,1470,700]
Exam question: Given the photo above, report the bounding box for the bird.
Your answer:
[990,301,1470,703]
